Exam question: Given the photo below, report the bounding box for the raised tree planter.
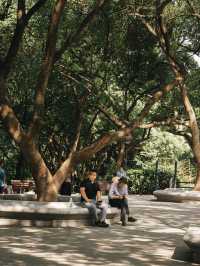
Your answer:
[0,197,120,227]
[153,188,200,202]
[0,193,81,202]
[184,227,200,264]
[0,193,37,201]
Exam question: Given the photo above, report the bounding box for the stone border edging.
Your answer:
[184,227,200,264]
[0,199,120,227]
[153,189,200,202]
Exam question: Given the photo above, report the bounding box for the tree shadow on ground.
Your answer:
[0,197,199,266]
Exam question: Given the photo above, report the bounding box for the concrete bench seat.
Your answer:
[0,193,81,202]
[184,227,200,263]
[153,188,200,202]
[0,200,120,227]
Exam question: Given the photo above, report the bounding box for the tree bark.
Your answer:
[19,136,57,201]
[15,152,24,179]
[116,142,126,170]
[180,85,200,190]
[154,1,200,190]
[195,164,200,190]
[28,0,66,139]
[0,0,66,201]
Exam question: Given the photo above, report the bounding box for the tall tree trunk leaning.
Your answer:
[154,0,200,190]
[0,0,66,201]
[180,86,200,190]
[116,142,126,170]
[136,0,200,191]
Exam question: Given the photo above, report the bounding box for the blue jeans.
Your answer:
[83,200,108,225]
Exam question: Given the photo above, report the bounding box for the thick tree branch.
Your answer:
[0,103,24,145]
[180,84,200,153]
[0,0,12,20]
[155,1,186,77]
[2,0,26,77]
[134,12,157,37]
[98,105,128,128]
[134,1,185,78]
[74,79,178,163]
[155,1,200,153]
[69,101,83,154]
[185,0,200,20]
[28,0,66,139]
[25,0,47,22]
[55,0,107,61]
[139,117,190,129]
[1,0,47,78]
[154,0,200,189]
[126,129,151,155]
[168,128,192,147]
[132,80,177,127]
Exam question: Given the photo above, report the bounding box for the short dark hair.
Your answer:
[87,170,97,175]
[119,177,128,184]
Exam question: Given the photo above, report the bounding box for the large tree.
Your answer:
[0,0,182,201]
[129,0,200,190]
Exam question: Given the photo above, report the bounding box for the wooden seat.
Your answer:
[11,180,35,194]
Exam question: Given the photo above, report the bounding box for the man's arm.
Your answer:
[80,187,91,202]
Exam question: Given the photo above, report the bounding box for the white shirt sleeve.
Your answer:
[109,183,120,198]
[124,184,128,195]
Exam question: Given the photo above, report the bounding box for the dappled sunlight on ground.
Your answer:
[0,196,199,265]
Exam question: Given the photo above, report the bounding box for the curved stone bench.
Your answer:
[0,200,120,227]
[0,193,81,202]
[153,188,200,203]
[184,227,200,263]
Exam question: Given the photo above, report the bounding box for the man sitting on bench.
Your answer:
[80,171,109,227]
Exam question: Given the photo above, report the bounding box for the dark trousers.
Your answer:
[109,198,130,222]
[0,186,4,194]
[60,182,72,196]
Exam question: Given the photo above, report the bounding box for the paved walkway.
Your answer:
[0,195,199,266]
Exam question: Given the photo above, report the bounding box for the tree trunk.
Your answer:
[194,163,200,191]
[154,3,200,191]
[180,84,200,191]
[1,74,177,201]
[116,142,125,170]
[15,152,24,180]
[19,137,58,201]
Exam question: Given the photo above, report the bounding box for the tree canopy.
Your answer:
[0,0,200,200]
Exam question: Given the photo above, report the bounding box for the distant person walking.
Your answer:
[0,160,6,194]
[116,167,128,179]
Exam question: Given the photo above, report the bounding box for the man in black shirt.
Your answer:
[80,171,109,227]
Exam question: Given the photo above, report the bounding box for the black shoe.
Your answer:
[97,221,109,227]
[128,216,137,222]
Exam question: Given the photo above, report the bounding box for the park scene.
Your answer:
[0,0,200,265]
